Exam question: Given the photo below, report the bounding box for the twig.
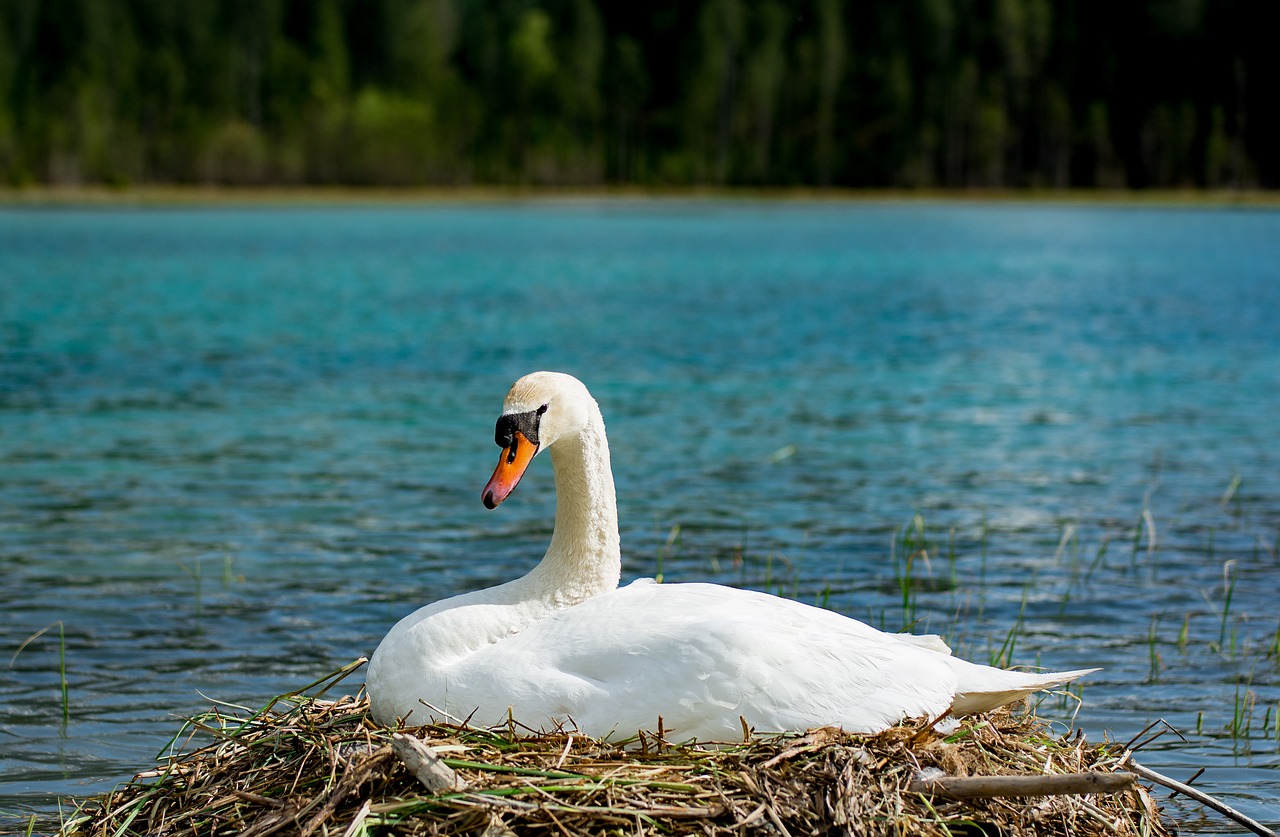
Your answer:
[1168,766,1204,799]
[339,799,372,837]
[764,801,794,837]
[391,733,468,793]
[1123,717,1185,752]
[230,789,286,808]
[554,734,574,770]
[1125,759,1277,837]
[908,771,1135,799]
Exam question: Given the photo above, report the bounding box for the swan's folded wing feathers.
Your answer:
[465,581,963,738]
[893,632,953,654]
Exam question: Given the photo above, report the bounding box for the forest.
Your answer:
[1,0,1276,189]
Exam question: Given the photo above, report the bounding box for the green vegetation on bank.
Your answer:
[2,0,1276,190]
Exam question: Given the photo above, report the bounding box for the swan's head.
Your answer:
[481,371,594,509]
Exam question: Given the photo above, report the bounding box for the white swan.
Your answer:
[367,371,1094,741]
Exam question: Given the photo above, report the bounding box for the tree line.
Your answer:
[1,0,1276,189]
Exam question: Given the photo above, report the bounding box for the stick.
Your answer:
[1168,766,1204,799]
[1125,760,1277,837]
[339,799,372,837]
[392,733,469,793]
[908,771,1135,799]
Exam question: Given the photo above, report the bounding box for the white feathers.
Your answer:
[366,372,1094,742]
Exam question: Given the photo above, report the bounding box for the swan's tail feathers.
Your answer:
[949,667,1100,716]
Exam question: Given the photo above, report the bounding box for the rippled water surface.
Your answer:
[2,200,1278,831]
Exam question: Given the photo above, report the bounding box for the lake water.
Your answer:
[1,200,1277,832]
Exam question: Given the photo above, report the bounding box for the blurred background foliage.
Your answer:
[0,0,1275,189]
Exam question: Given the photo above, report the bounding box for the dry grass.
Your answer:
[60,661,1170,837]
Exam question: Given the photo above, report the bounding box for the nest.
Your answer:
[63,661,1170,837]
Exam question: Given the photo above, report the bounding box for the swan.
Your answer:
[366,371,1094,741]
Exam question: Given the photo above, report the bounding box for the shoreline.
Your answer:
[3,184,1279,208]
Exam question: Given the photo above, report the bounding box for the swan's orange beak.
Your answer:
[482,431,538,509]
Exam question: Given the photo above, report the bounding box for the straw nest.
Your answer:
[63,661,1169,837]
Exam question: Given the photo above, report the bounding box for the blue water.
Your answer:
[1,200,1278,832]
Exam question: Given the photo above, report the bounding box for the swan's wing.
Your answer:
[449,582,962,741]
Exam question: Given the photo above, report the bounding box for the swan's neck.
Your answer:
[527,406,621,605]
[366,393,623,714]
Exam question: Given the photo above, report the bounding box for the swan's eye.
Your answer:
[537,404,548,415]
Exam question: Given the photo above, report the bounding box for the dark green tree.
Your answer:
[2,0,1276,188]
